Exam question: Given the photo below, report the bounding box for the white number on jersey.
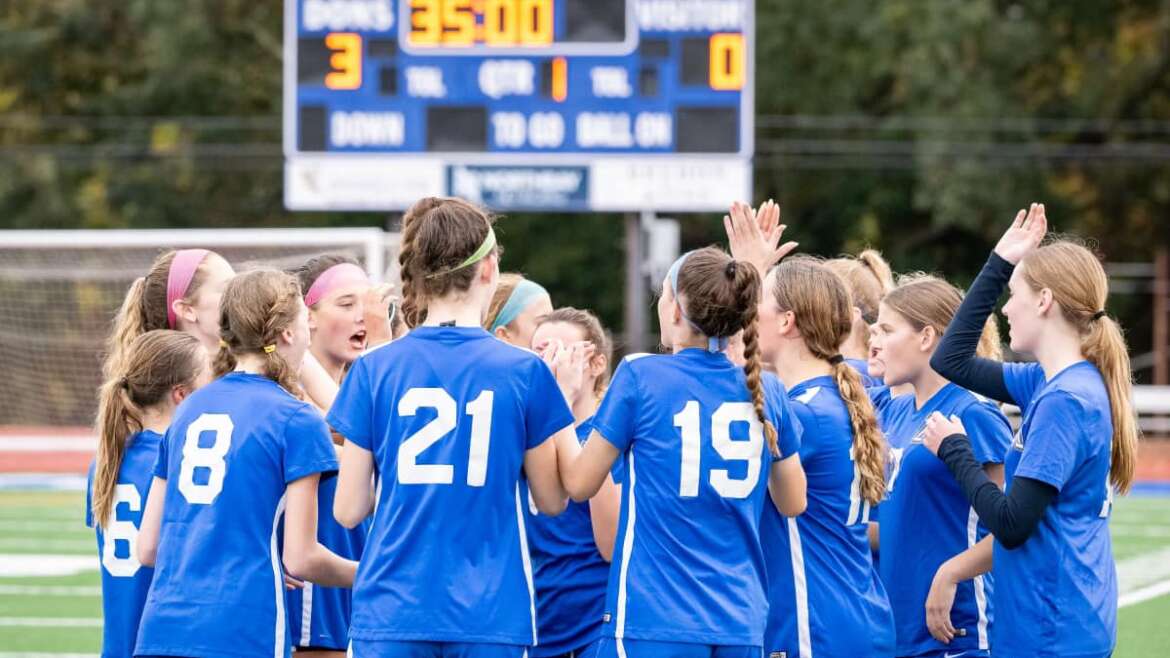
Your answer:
[674,400,763,499]
[397,387,495,486]
[846,446,872,526]
[886,446,905,495]
[178,413,234,505]
[101,483,143,577]
[1100,476,1115,518]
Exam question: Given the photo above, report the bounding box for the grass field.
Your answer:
[1,490,1168,656]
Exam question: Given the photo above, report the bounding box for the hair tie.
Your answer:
[725,261,738,279]
[262,344,277,354]
[1092,310,1107,321]
[165,249,211,329]
[219,339,230,349]
[425,227,497,280]
[828,354,845,365]
[119,376,130,389]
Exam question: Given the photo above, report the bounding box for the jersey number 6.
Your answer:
[674,401,763,499]
[397,387,494,486]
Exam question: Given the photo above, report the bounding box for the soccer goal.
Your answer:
[0,227,399,428]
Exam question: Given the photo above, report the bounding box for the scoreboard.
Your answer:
[283,0,754,211]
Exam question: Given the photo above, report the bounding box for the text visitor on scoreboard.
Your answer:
[284,0,754,211]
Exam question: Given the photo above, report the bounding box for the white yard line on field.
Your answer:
[0,585,100,596]
[0,554,97,577]
[1118,546,1170,597]
[1120,578,1170,609]
[0,618,100,627]
[0,653,98,658]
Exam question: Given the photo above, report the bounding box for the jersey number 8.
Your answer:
[674,401,763,499]
[178,413,234,505]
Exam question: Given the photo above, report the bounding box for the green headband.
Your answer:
[425,227,497,279]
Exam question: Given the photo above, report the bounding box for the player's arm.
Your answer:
[300,351,340,412]
[924,462,1004,643]
[137,476,166,567]
[334,440,375,529]
[525,429,569,516]
[589,476,621,562]
[768,453,807,517]
[284,473,358,587]
[558,430,621,503]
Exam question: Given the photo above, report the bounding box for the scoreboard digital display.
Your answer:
[284,0,754,211]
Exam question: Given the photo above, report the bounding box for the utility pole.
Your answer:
[624,212,647,353]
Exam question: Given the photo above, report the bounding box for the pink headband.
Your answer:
[166,249,211,329]
[304,263,370,308]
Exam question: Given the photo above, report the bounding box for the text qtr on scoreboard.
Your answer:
[283,0,754,211]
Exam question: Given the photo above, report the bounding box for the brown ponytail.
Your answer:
[770,257,886,503]
[92,330,204,529]
[104,249,221,377]
[215,269,304,396]
[1020,241,1138,494]
[675,248,779,456]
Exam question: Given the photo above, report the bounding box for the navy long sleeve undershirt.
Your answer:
[929,250,1058,548]
[937,434,1057,549]
[929,252,1016,405]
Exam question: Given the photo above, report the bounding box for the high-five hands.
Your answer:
[994,202,1048,265]
[723,200,798,277]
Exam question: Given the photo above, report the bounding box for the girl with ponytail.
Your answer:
[328,197,576,658]
[925,204,1134,658]
[551,245,806,658]
[135,269,357,658]
[104,249,235,378]
[87,330,209,658]
[869,273,1012,658]
[753,256,895,658]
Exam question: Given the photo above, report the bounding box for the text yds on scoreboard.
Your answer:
[283,0,754,211]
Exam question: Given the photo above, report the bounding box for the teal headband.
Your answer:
[490,279,548,332]
[425,227,497,279]
[667,251,729,353]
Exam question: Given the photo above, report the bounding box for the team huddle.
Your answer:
[87,197,1136,658]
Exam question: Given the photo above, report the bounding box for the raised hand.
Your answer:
[364,283,397,346]
[723,200,798,277]
[994,202,1048,265]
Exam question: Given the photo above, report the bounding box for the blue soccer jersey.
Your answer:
[524,417,612,657]
[761,376,894,658]
[135,373,339,658]
[85,430,160,658]
[325,326,575,648]
[997,361,1116,658]
[284,472,369,650]
[846,358,883,388]
[878,383,1011,656]
[592,350,801,648]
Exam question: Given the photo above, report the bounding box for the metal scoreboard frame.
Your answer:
[283,0,755,212]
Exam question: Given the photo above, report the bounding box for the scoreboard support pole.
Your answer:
[624,211,650,353]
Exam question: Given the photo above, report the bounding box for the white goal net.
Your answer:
[0,228,398,427]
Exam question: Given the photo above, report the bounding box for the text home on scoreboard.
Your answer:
[283,0,754,211]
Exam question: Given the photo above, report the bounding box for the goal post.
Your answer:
[0,227,398,428]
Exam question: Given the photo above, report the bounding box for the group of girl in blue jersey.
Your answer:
[86,196,1135,658]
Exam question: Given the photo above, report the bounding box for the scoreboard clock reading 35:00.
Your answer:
[283,0,754,211]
